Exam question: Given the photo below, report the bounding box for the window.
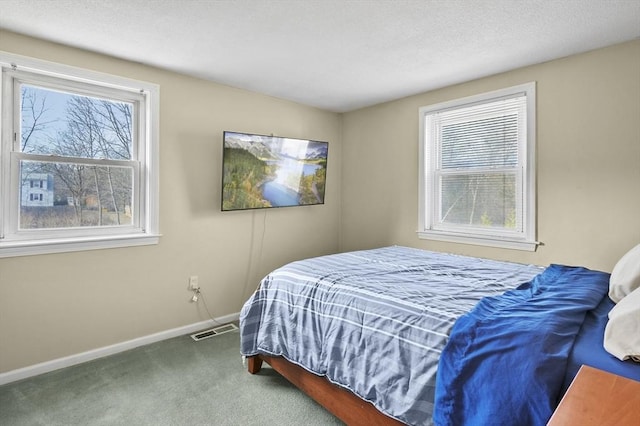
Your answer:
[0,52,159,257]
[418,83,537,251]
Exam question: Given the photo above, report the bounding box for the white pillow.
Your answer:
[604,286,640,362]
[609,243,640,303]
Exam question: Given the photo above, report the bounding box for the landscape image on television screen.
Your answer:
[222,131,328,211]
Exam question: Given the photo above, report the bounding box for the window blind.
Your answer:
[431,95,526,171]
[427,94,527,232]
[418,82,536,250]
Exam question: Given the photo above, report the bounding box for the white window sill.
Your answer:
[0,233,161,258]
[417,230,539,252]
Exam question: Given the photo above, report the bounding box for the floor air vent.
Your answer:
[190,323,238,341]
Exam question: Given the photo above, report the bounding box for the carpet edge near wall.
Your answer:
[0,312,241,386]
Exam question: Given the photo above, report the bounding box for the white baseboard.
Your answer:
[0,312,240,386]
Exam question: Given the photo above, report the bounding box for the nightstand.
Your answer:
[547,364,640,425]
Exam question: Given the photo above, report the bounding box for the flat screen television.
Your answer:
[221,131,328,211]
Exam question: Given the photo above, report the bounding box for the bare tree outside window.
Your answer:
[1,53,158,257]
[19,85,135,230]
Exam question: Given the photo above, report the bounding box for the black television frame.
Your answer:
[221,131,329,211]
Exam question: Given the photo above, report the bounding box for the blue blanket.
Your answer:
[433,264,610,426]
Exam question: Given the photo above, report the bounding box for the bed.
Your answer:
[239,245,640,425]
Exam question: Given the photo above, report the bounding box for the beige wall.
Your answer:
[1,31,638,376]
[0,31,342,373]
[341,40,640,271]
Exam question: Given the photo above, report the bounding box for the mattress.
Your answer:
[561,293,640,396]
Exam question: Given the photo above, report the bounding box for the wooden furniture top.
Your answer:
[547,364,640,426]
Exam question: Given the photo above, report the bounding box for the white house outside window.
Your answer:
[418,83,537,251]
[0,52,159,257]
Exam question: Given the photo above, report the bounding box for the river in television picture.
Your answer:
[222,131,328,211]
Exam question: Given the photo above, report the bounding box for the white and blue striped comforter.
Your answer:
[239,246,543,425]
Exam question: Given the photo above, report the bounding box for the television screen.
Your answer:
[221,131,328,211]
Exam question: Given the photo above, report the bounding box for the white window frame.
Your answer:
[0,52,160,257]
[418,82,537,251]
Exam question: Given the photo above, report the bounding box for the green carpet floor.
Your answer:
[0,329,344,425]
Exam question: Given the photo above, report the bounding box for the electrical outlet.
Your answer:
[189,275,199,290]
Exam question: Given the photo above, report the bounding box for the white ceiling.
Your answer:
[1,0,639,112]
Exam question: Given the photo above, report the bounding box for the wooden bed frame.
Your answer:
[247,354,404,425]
